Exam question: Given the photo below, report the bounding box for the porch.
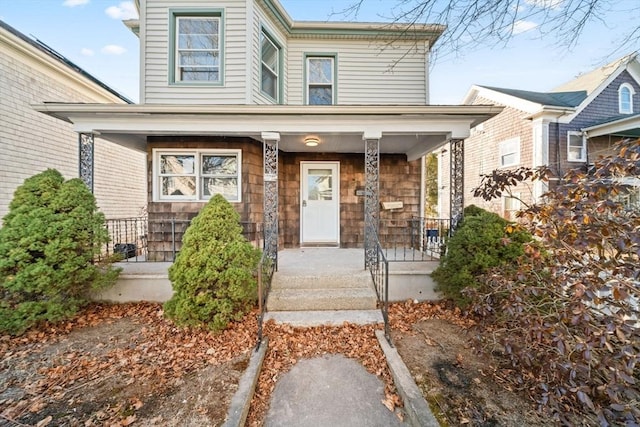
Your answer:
[94,248,440,311]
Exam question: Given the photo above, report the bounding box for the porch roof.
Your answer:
[33,103,502,161]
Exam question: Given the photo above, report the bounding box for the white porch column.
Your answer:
[78,133,94,192]
[363,130,381,268]
[262,132,279,267]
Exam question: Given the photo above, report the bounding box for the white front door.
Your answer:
[301,162,340,245]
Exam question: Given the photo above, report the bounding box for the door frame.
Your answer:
[299,161,340,246]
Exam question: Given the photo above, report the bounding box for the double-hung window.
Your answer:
[307,56,335,105]
[567,131,586,162]
[156,149,241,202]
[260,29,280,102]
[173,13,222,83]
[499,137,520,168]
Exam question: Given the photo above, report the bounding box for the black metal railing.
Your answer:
[104,216,262,262]
[379,217,450,262]
[368,232,391,344]
[256,250,276,349]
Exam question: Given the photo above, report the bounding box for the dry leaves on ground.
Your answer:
[0,302,257,426]
[246,321,401,426]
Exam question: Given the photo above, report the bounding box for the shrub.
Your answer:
[469,138,640,424]
[431,205,532,307]
[164,194,261,332]
[0,169,118,335]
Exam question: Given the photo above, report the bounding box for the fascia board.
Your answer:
[467,86,543,114]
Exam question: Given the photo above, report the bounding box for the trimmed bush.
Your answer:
[0,169,118,335]
[164,194,261,332]
[431,205,532,307]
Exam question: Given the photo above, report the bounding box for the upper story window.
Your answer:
[619,83,635,114]
[499,137,520,168]
[260,29,280,102]
[307,56,335,105]
[170,11,223,84]
[154,149,241,202]
[567,131,586,162]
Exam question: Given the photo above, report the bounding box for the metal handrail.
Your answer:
[368,233,391,345]
[378,217,450,262]
[256,250,275,350]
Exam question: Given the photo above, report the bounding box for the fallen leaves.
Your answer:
[246,321,402,426]
[0,302,256,426]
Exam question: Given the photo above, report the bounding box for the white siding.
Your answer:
[251,3,288,104]
[143,0,249,104]
[287,39,428,105]
[0,34,146,221]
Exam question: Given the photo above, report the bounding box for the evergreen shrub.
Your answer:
[164,194,261,332]
[431,205,532,307]
[0,169,118,335]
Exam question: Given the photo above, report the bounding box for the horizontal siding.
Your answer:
[143,0,248,104]
[287,39,427,105]
[0,42,146,221]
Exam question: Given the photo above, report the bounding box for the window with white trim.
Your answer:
[155,149,241,202]
[567,131,586,162]
[307,56,334,105]
[503,193,521,221]
[619,83,634,114]
[499,137,520,168]
[173,14,221,82]
[260,29,280,102]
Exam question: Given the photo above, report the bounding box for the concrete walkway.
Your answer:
[264,354,405,427]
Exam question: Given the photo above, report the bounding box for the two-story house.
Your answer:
[449,53,640,219]
[0,20,146,222]
[35,0,501,263]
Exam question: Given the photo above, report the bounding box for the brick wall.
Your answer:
[463,96,535,215]
[0,44,146,222]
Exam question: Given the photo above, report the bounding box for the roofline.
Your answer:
[0,20,132,104]
[582,114,640,138]
[561,53,640,123]
[33,103,502,120]
[261,0,445,42]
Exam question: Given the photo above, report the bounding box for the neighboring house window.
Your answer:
[171,12,222,83]
[499,137,520,168]
[260,29,280,102]
[503,194,521,221]
[307,56,335,105]
[619,83,635,114]
[567,131,586,162]
[155,149,241,202]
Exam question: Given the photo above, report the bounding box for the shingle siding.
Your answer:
[0,32,146,221]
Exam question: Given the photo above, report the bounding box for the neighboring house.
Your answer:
[0,20,147,221]
[441,53,640,219]
[35,0,501,263]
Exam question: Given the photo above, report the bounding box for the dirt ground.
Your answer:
[1,301,559,426]
[389,300,556,427]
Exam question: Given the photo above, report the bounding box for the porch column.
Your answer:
[449,138,464,231]
[78,133,94,192]
[364,131,381,268]
[261,132,279,268]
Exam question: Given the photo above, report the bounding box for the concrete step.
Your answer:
[267,288,377,311]
[264,310,383,327]
[271,272,372,290]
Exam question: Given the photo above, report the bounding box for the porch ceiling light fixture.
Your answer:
[304,136,320,147]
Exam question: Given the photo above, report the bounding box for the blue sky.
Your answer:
[1,0,637,103]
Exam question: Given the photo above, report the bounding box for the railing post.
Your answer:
[364,131,381,269]
[171,218,176,260]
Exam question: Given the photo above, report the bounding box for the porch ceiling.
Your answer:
[33,104,503,160]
